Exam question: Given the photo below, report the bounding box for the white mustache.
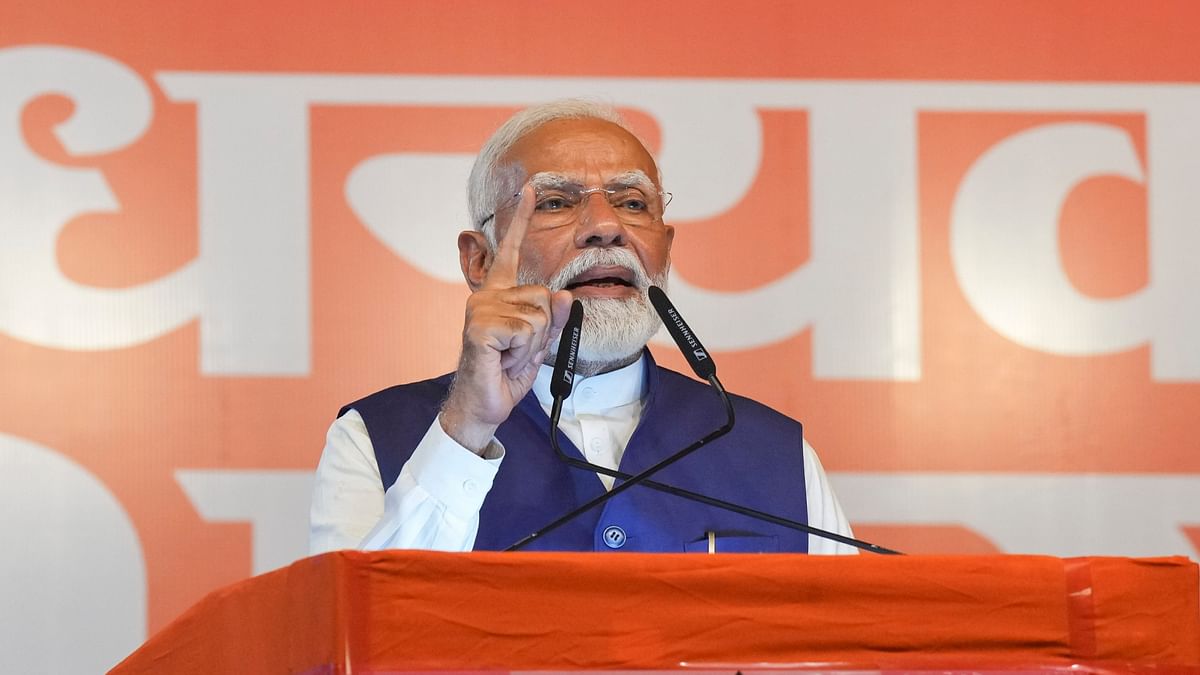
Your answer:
[524,248,655,292]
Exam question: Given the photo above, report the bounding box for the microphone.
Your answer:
[648,285,715,380]
[550,300,584,400]
[505,287,900,555]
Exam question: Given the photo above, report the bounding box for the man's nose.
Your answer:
[573,192,626,247]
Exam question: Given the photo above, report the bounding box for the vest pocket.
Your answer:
[684,534,780,553]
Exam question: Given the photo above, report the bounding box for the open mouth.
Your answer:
[565,277,634,290]
[563,266,636,290]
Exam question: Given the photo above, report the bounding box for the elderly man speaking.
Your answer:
[310,100,856,555]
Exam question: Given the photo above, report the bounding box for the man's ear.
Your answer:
[458,230,492,291]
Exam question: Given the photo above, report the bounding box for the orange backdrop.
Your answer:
[3,2,1199,672]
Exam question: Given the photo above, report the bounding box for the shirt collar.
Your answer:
[533,352,648,413]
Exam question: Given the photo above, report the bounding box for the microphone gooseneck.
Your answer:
[505,287,900,555]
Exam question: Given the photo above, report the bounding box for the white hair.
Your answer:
[466,99,635,245]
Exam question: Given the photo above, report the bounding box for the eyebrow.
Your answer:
[606,170,656,192]
[527,172,577,191]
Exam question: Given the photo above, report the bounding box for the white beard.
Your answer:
[569,294,661,370]
[518,247,666,375]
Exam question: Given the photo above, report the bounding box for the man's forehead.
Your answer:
[502,118,660,183]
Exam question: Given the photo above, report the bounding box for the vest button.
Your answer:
[602,525,626,549]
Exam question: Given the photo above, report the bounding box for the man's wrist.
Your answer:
[437,406,498,456]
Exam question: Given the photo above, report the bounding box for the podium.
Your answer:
[111,551,1199,673]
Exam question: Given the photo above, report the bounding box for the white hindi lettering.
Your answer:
[0,432,146,673]
[0,46,200,355]
[2,45,1197,380]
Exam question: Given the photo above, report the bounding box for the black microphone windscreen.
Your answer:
[648,286,716,380]
[550,300,585,400]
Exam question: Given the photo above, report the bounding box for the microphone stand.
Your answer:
[508,376,899,554]
[506,290,901,555]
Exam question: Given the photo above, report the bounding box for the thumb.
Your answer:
[547,290,575,341]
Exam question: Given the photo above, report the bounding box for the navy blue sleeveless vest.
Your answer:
[341,351,809,553]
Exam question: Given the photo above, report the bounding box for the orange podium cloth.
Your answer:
[111,551,1200,673]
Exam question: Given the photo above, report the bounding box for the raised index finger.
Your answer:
[482,184,534,290]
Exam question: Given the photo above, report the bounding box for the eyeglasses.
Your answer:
[479,184,672,229]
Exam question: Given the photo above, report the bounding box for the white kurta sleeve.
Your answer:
[308,408,502,554]
[802,438,859,555]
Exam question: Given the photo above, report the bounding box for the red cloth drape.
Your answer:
[111,551,1200,673]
